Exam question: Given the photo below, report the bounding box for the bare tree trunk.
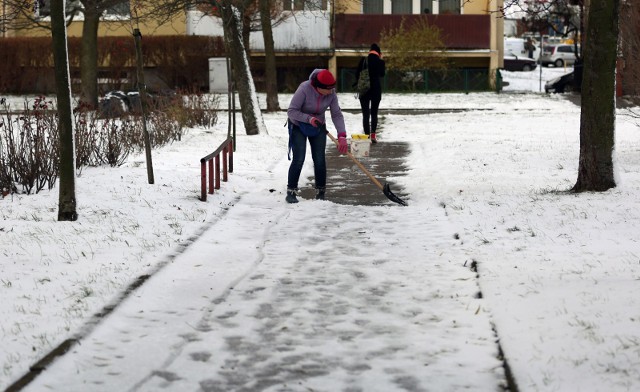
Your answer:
[242,7,252,67]
[619,0,640,97]
[133,29,154,184]
[51,0,78,221]
[573,0,619,192]
[220,3,265,135]
[260,0,280,111]
[80,5,100,108]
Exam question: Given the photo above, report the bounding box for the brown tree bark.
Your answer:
[51,0,78,221]
[573,0,619,192]
[79,5,100,108]
[220,2,263,135]
[619,0,640,97]
[260,0,280,111]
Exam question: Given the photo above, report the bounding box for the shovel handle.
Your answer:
[326,131,384,191]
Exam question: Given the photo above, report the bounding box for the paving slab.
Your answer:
[298,137,410,207]
[15,117,506,392]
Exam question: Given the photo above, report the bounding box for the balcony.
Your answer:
[334,14,491,51]
[188,11,492,53]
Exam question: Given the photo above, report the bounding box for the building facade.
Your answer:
[1,0,506,93]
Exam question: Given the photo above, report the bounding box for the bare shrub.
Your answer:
[0,97,59,195]
[147,111,182,147]
[94,118,138,166]
[1,36,225,95]
[75,106,140,168]
[179,90,219,129]
[74,107,100,170]
[0,114,12,195]
[1,90,217,196]
[136,90,217,146]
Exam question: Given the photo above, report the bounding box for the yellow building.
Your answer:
[1,0,505,93]
[3,1,185,38]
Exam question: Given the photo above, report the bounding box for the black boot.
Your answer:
[315,187,326,200]
[285,189,299,204]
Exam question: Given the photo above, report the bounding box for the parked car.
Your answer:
[98,91,130,117]
[98,90,178,117]
[503,52,538,71]
[545,72,575,93]
[540,44,578,67]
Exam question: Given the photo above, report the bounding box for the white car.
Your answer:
[540,44,579,67]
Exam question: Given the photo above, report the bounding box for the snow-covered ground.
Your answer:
[2,66,640,391]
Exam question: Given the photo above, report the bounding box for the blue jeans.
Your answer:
[287,125,326,190]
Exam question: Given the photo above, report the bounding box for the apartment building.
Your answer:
[1,0,505,93]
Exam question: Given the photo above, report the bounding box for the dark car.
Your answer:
[98,89,178,117]
[545,72,575,93]
[503,53,538,72]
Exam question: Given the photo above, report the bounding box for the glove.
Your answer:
[310,117,321,127]
[337,135,348,154]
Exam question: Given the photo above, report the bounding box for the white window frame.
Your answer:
[282,0,327,11]
[34,0,131,20]
[370,0,462,14]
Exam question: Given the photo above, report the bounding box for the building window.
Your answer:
[35,1,130,18]
[363,0,383,14]
[391,0,412,14]
[35,0,51,17]
[35,0,81,17]
[440,0,460,14]
[105,1,131,17]
[420,0,432,14]
[282,0,327,11]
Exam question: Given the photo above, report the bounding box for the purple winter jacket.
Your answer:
[287,69,347,137]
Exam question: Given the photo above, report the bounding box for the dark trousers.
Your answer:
[359,94,381,134]
[287,126,327,190]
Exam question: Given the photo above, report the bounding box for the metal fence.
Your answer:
[339,68,494,93]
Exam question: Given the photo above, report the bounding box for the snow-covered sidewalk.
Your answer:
[21,147,506,391]
[4,86,640,392]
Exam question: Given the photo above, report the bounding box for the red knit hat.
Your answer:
[314,70,336,89]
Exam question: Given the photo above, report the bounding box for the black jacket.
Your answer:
[356,53,385,98]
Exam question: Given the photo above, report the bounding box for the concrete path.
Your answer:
[298,136,409,206]
[18,132,507,392]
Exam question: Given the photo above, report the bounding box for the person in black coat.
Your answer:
[355,43,385,143]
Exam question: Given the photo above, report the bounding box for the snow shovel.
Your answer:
[326,131,408,206]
